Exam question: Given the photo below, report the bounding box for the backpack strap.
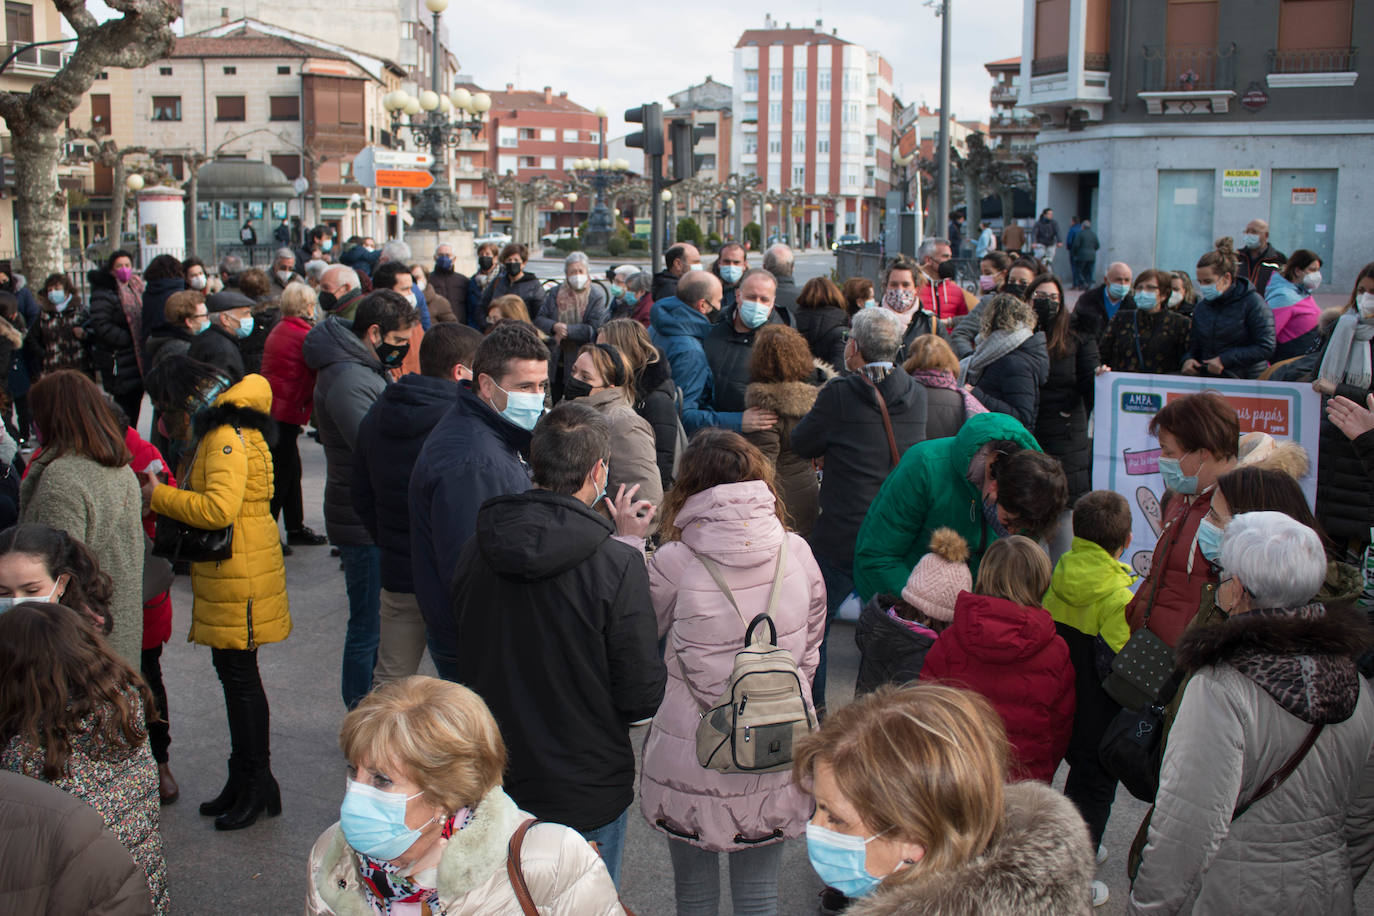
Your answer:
[694,536,789,632]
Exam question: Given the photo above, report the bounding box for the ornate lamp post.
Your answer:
[571,105,631,250]
[380,0,491,231]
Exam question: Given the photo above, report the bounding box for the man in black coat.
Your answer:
[651,242,700,301]
[703,268,790,414]
[354,323,482,687]
[763,242,799,325]
[1238,218,1287,294]
[450,402,665,888]
[188,290,250,381]
[791,305,928,711]
[1073,261,1134,344]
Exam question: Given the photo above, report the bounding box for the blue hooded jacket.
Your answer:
[650,296,742,433]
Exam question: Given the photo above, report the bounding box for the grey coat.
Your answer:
[534,282,609,384]
[1130,605,1374,914]
[302,316,389,546]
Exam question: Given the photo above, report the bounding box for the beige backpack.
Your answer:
[683,537,816,773]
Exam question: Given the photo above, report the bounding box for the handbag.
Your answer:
[1102,520,1181,711]
[150,426,240,564]
[1099,668,1183,802]
[860,374,901,468]
[507,818,638,916]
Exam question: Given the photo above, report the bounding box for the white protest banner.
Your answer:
[1092,372,1320,580]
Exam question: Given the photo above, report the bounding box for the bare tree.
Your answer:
[0,0,176,282]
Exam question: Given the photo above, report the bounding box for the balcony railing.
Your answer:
[990,84,1019,101]
[1085,52,1110,71]
[1,42,63,70]
[1267,46,1358,73]
[1141,43,1237,92]
[1031,54,1068,77]
[989,116,1039,132]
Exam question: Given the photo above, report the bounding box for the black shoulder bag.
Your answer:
[151,427,240,564]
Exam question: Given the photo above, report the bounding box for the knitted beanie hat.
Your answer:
[901,528,972,622]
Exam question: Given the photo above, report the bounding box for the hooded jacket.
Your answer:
[1129,605,1374,914]
[631,353,679,490]
[1183,276,1275,379]
[259,315,315,425]
[307,786,624,916]
[1044,536,1136,652]
[650,296,737,433]
[143,324,193,374]
[969,331,1050,431]
[303,316,390,546]
[793,367,929,572]
[452,490,664,833]
[353,374,458,594]
[149,375,290,650]
[1035,332,1099,501]
[408,383,532,664]
[745,378,822,536]
[86,269,142,396]
[794,304,849,369]
[854,595,939,694]
[853,412,1041,600]
[651,268,680,302]
[0,770,155,916]
[848,782,1094,916]
[641,481,826,851]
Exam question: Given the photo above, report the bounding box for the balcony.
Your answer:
[1266,46,1359,88]
[1,42,64,73]
[989,115,1039,134]
[1138,43,1237,114]
[1031,55,1068,77]
[990,84,1019,105]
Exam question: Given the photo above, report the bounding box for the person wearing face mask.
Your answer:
[841,276,876,318]
[1236,218,1287,295]
[144,290,206,374]
[267,249,299,298]
[604,264,642,320]
[317,264,365,321]
[713,241,748,313]
[949,254,1027,359]
[535,252,610,399]
[29,272,90,378]
[793,684,1092,915]
[303,292,416,709]
[352,324,482,688]
[1182,237,1275,380]
[1100,268,1192,375]
[878,255,945,364]
[371,260,430,377]
[480,242,543,320]
[408,322,549,681]
[182,256,210,294]
[87,250,147,426]
[704,267,794,416]
[1169,270,1199,316]
[1265,249,1324,361]
[188,291,252,382]
[307,677,629,915]
[1073,261,1134,345]
[465,241,502,328]
[958,293,1049,432]
[297,225,335,274]
[653,242,702,301]
[423,244,467,324]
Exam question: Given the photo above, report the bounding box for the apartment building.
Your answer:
[666,77,733,185]
[985,56,1039,162]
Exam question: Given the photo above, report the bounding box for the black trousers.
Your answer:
[1057,623,1121,849]
[210,647,272,774]
[113,385,144,431]
[141,645,171,764]
[268,421,303,532]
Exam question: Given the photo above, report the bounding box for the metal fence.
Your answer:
[1141,43,1238,92]
[833,249,984,299]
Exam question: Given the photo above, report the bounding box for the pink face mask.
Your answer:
[113,266,133,283]
[979,274,997,292]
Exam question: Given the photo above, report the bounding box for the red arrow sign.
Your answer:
[375,169,435,190]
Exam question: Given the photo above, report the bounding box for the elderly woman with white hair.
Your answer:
[307,676,626,915]
[535,251,609,398]
[1130,511,1374,915]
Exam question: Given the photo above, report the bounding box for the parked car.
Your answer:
[474,230,512,249]
[540,227,579,246]
[832,233,863,250]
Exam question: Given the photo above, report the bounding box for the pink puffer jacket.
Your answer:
[640,480,827,852]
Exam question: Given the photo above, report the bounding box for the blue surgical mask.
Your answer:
[192,316,210,336]
[47,289,67,307]
[863,298,877,309]
[1157,453,1199,495]
[1198,284,1221,301]
[339,780,426,860]
[322,239,334,253]
[234,314,255,338]
[1108,282,1131,301]
[720,264,743,284]
[738,299,772,329]
[434,255,453,271]
[1241,233,1260,249]
[1133,290,1157,310]
[496,383,544,431]
[806,823,892,899]
[609,284,623,299]
[1197,517,1224,562]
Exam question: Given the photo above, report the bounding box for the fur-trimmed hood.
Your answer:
[191,373,277,443]
[847,782,1093,916]
[1177,603,1373,724]
[745,379,820,418]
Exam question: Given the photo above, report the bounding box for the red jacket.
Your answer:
[260,315,316,425]
[1124,489,1217,648]
[921,591,1074,782]
[918,278,970,320]
[124,428,175,649]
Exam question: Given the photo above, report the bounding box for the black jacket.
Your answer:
[1074,284,1133,344]
[854,595,937,695]
[771,273,800,322]
[897,308,949,363]
[188,325,246,382]
[651,269,680,302]
[480,270,544,319]
[1035,334,1100,502]
[633,354,679,490]
[702,307,789,414]
[427,267,468,319]
[86,270,141,396]
[795,305,848,369]
[237,305,279,376]
[1315,331,1374,543]
[353,374,459,593]
[970,333,1050,431]
[452,490,666,832]
[792,367,928,572]
[138,276,184,347]
[1183,276,1275,379]
[918,380,974,441]
[144,325,194,373]
[1238,242,1287,295]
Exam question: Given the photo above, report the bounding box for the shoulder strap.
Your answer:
[1130,309,1145,370]
[694,536,789,630]
[506,817,541,916]
[1232,723,1324,821]
[860,374,900,468]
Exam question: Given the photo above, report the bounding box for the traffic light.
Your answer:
[668,118,709,181]
[624,103,663,157]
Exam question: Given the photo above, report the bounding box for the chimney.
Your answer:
[506,82,514,91]
[543,86,553,104]
[220,6,229,24]
[815,18,822,28]
[559,90,567,98]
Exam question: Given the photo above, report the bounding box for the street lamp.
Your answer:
[570,105,630,250]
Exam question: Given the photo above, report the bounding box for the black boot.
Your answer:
[214,671,280,831]
[214,768,281,830]
[198,762,244,816]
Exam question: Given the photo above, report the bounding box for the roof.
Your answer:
[735,28,848,48]
[483,88,592,114]
[173,26,351,62]
[985,56,1021,70]
[194,159,297,199]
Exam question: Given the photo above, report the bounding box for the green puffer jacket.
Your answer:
[853,412,1040,601]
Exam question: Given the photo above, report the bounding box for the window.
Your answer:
[151,96,181,121]
[498,127,518,148]
[865,135,875,156]
[518,127,536,140]
[865,166,875,187]
[223,66,236,75]
[309,76,363,127]
[843,102,859,124]
[793,135,805,153]
[278,66,290,75]
[497,154,517,173]
[158,67,172,76]
[794,68,807,92]
[700,154,716,171]
[768,137,781,154]
[769,72,782,92]
[162,156,184,180]
[744,101,758,120]
[818,68,831,91]
[818,100,830,123]
[269,96,299,121]
[520,156,538,168]
[793,103,805,124]
[818,138,830,153]
[745,70,758,92]
[563,129,579,142]
[846,167,859,188]
[458,182,472,198]
[540,128,556,141]
[792,165,805,185]
[540,156,555,169]
[4,2,32,43]
[769,101,781,120]
[270,154,301,181]
[216,96,246,121]
[744,135,757,154]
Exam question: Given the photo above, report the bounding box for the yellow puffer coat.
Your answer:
[150,374,291,650]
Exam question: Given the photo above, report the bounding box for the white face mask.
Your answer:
[1301,271,1322,292]
[1358,292,1374,319]
[0,581,63,613]
[189,274,207,291]
[567,274,589,291]
[403,291,417,308]
[1168,291,1183,307]
[412,277,426,292]
[276,270,294,287]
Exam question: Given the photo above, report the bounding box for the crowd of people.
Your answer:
[0,219,1372,916]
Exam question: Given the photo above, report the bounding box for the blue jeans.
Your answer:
[339,544,381,709]
[581,807,629,890]
[811,552,854,713]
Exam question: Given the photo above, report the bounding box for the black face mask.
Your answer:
[1032,295,1060,329]
[504,261,522,277]
[1003,281,1029,300]
[478,255,494,272]
[376,340,409,367]
[318,290,337,311]
[562,377,594,401]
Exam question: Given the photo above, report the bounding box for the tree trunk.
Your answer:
[964,172,981,245]
[1000,188,1016,229]
[187,169,199,260]
[111,156,127,247]
[310,161,323,231]
[12,125,66,285]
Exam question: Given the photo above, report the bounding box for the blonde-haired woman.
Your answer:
[902,333,987,439]
[306,676,625,915]
[599,317,680,489]
[794,683,1093,913]
[564,342,662,525]
[261,281,324,545]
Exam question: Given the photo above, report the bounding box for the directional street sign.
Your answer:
[375,168,434,190]
[352,146,435,190]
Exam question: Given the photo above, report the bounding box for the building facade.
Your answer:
[666,77,733,185]
[1019,0,1371,286]
[730,16,893,246]
[985,56,1038,163]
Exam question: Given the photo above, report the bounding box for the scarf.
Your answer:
[117,275,146,377]
[908,368,989,418]
[355,808,473,916]
[959,327,1032,386]
[555,281,589,325]
[1317,309,1374,389]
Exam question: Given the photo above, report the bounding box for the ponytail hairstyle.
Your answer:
[1197,236,1238,282]
[0,524,115,634]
